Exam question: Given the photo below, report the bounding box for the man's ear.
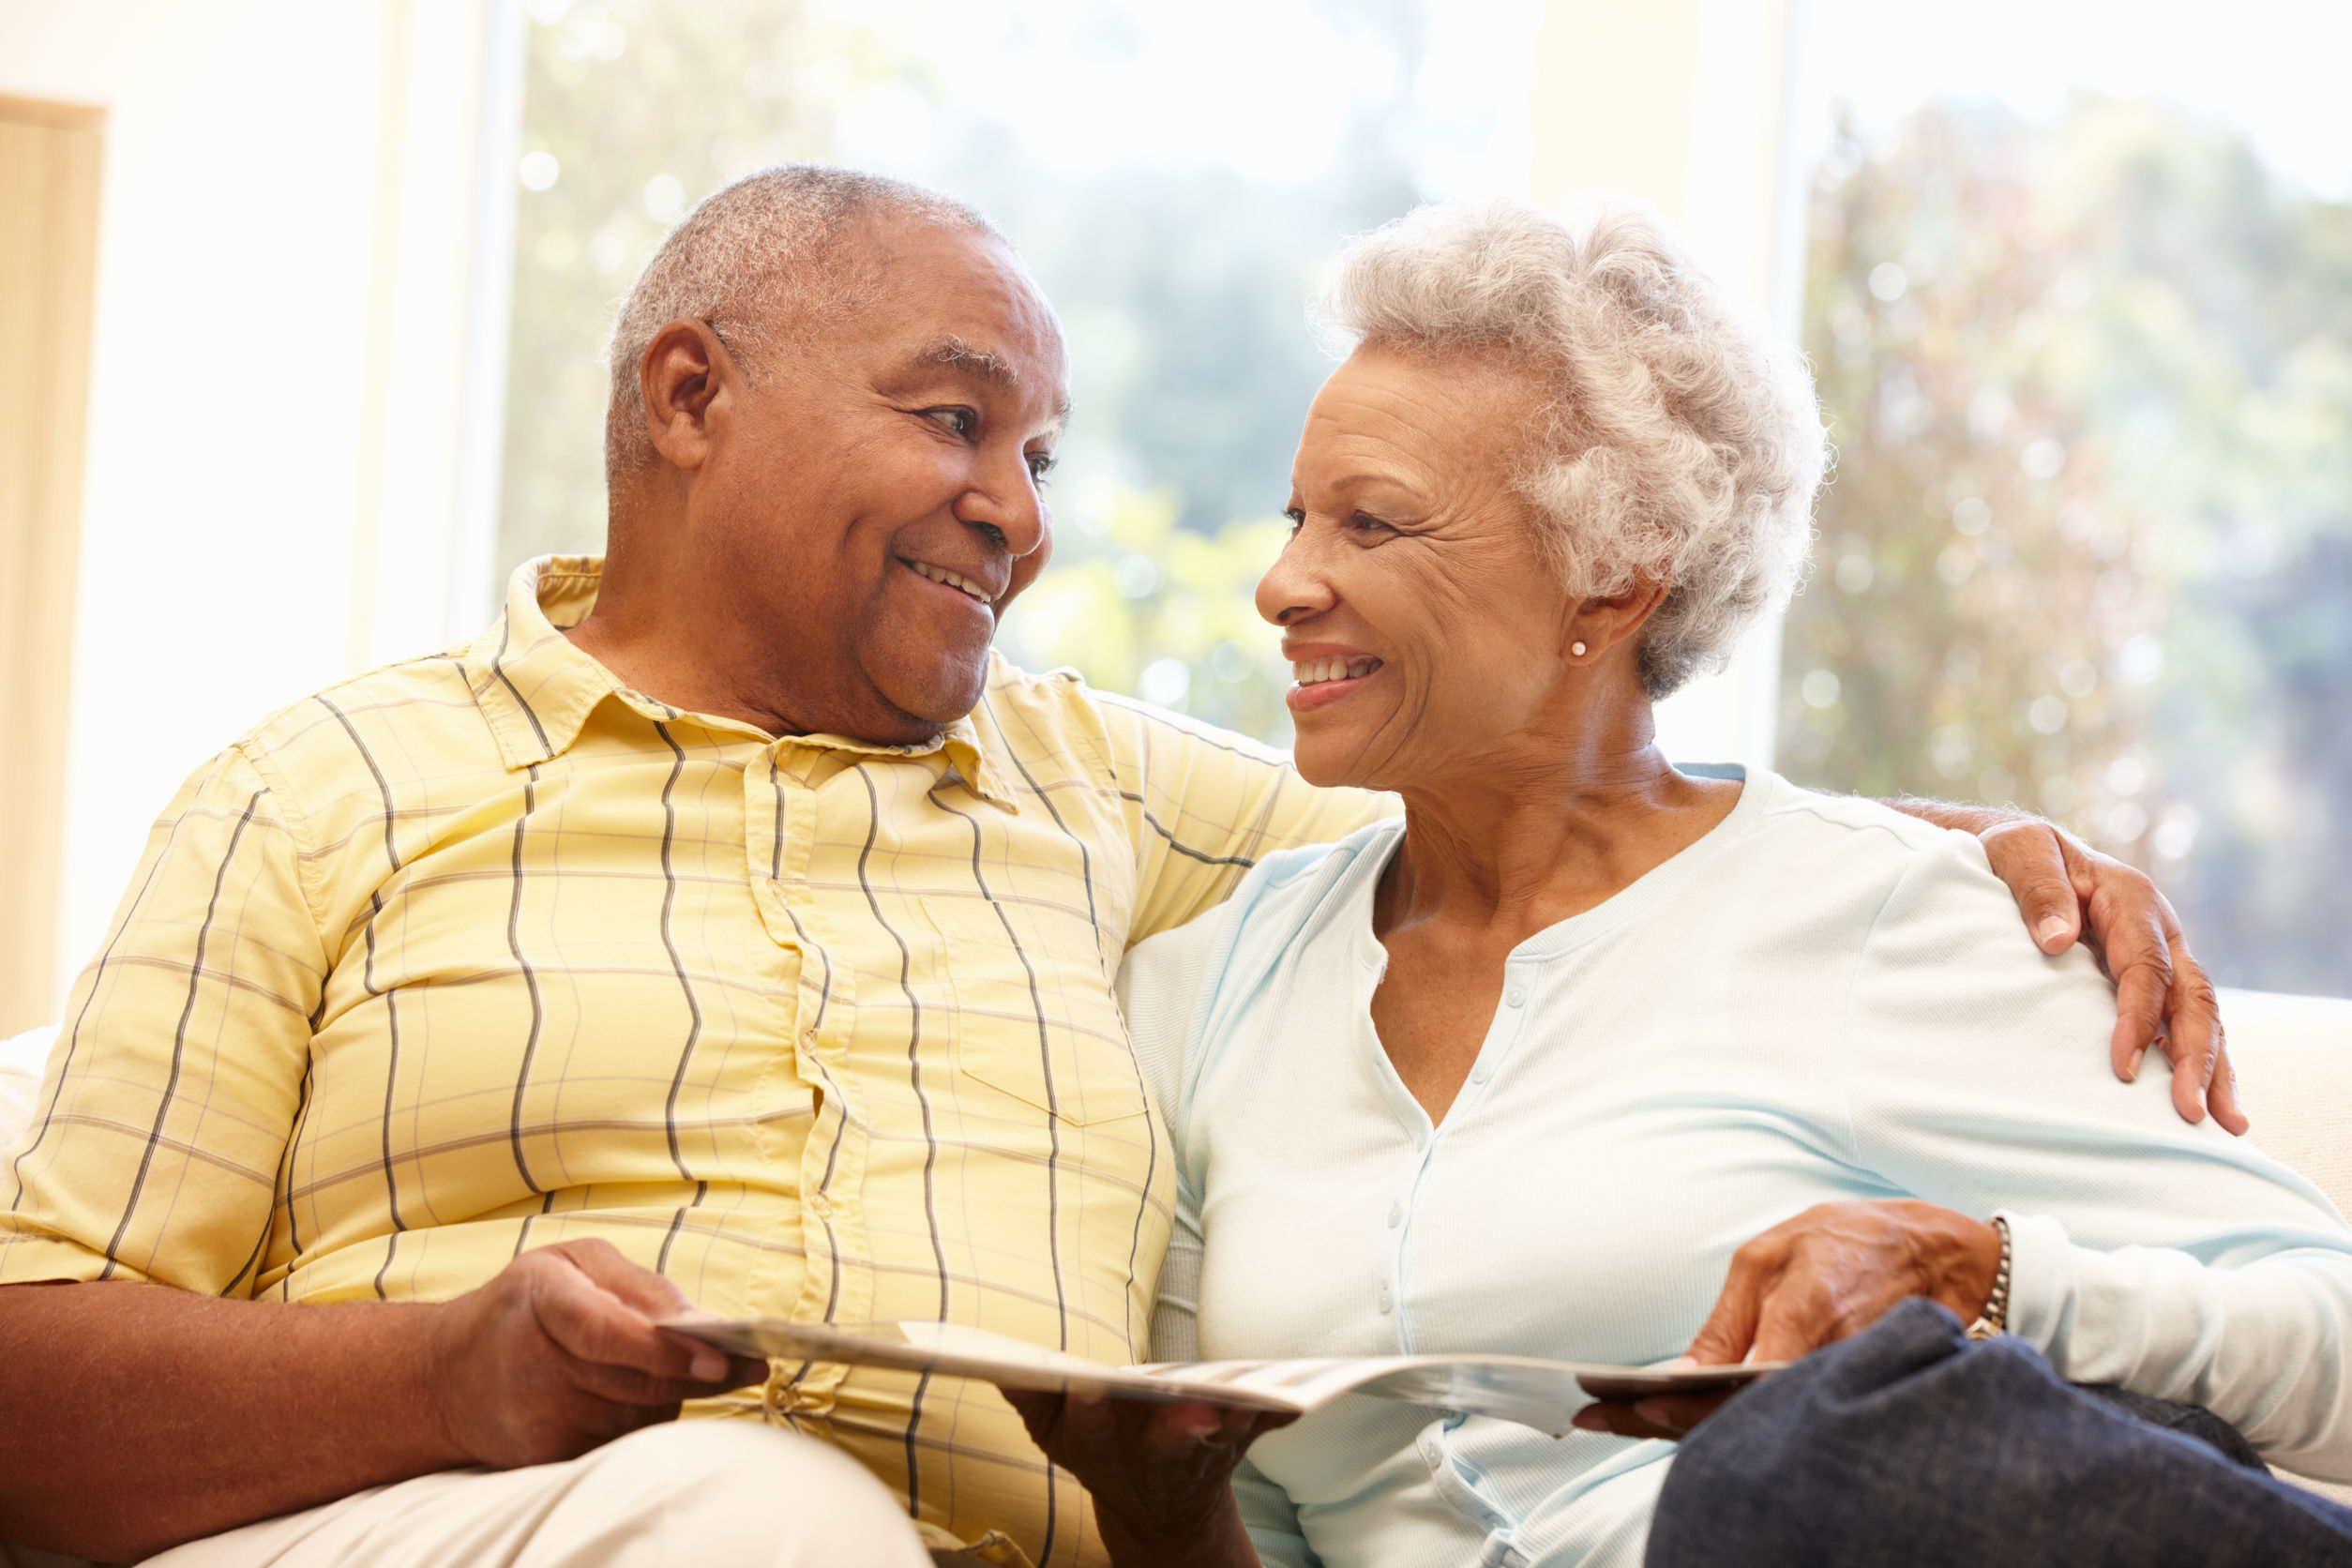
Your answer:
[1564,578,1671,664]
[639,317,731,472]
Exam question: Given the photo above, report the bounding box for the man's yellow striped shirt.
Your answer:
[0,556,1383,1564]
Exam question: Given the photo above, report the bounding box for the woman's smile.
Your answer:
[1286,647,1385,713]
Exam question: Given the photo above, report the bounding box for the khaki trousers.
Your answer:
[141,1421,935,1568]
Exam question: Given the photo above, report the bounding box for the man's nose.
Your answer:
[955,451,1048,560]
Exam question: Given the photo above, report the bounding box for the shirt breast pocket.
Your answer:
[921,893,1146,1126]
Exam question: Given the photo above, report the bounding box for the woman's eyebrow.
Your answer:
[1323,469,1433,504]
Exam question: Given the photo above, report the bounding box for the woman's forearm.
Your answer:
[2005,1215,2352,1482]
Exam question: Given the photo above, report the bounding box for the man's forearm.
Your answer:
[0,1280,461,1560]
[1880,795,2018,837]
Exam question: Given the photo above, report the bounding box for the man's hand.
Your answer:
[0,1244,768,1560]
[1002,1385,1289,1568]
[1572,1200,1996,1443]
[430,1239,771,1469]
[1889,798,2245,1134]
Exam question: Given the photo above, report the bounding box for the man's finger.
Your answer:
[2160,942,2246,1135]
[2205,1038,2250,1137]
[552,1237,698,1319]
[565,1358,738,1407]
[2108,963,2167,1085]
[1979,822,2080,954]
[1000,1387,1064,1452]
[534,1261,724,1383]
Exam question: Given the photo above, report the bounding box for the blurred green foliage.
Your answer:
[997,489,1295,742]
[500,0,1424,749]
[498,0,900,564]
[1786,100,2352,992]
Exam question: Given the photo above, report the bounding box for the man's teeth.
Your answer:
[1290,656,1381,686]
[909,560,996,604]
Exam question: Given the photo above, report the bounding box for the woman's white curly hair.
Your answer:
[1316,197,1826,698]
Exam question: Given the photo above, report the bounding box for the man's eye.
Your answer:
[927,407,976,437]
[1028,452,1057,483]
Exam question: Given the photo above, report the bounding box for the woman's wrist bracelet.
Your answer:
[1966,1214,2013,1340]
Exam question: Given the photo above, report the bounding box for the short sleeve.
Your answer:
[1091,693,1392,945]
[0,746,325,1294]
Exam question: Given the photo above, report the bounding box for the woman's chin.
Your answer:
[1289,734,1385,792]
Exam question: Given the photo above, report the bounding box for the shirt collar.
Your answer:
[460,555,1019,809]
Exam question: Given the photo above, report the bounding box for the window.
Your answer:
[493,0,2351,995]
[498,0,1540,745]
[1785,0,2352,994]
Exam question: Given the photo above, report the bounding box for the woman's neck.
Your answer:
[1374,728,1741,944]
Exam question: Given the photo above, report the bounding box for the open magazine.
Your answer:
[662,1317,1780,1438]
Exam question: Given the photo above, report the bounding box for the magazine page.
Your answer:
[663,1317,1778,1434]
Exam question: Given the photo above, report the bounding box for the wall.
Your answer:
[0,94,104,1036]
[1528,0,1810,771]
[0,0,522,1015]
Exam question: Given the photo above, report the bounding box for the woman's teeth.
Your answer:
[908,560,996,603]
[1290,656,1381,686]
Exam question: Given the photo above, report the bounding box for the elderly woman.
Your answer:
[1009,201,2352,1567]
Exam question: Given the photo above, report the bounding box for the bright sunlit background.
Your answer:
[3,0,2349,1025]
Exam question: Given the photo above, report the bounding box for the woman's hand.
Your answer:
[1571,1200,1998,1443]
[1003,1386,1291,1568]
[1888,799,2245,1135]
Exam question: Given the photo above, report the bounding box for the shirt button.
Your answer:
[1505,986,1528,1007]
[807,1191,835,1219]
[1376,1285,1394,1314]
[800,1028,819,1048]
[1386,1201,1403,1229]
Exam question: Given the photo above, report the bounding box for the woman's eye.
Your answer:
[1348,511,1394,535]
[1284,506,1306,533]
[927,407,976,437]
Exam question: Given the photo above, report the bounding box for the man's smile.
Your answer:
[900,556,1001,605]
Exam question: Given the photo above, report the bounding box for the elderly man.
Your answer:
[0,168,2235,1568]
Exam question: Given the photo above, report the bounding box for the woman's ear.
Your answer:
[1563,579,1671,664]
[638,317,733,472]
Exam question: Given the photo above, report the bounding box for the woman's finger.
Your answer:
[1682,1247,1772,1365]
[1571,1389,1732,1440]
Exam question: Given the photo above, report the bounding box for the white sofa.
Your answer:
[1,990,2347,1535]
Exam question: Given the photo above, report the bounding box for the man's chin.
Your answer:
[868,649,994,736]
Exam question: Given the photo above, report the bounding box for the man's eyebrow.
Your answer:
[910,336,1073,420]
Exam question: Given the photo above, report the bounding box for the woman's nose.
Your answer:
[1256,528,1337,626]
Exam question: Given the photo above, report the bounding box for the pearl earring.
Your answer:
[1571,641,1588,656]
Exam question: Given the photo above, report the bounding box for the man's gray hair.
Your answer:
[1316,198,1827,698]
[605,165,998,472]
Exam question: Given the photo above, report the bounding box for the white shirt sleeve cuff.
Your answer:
[1994,1209,2073,1352]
